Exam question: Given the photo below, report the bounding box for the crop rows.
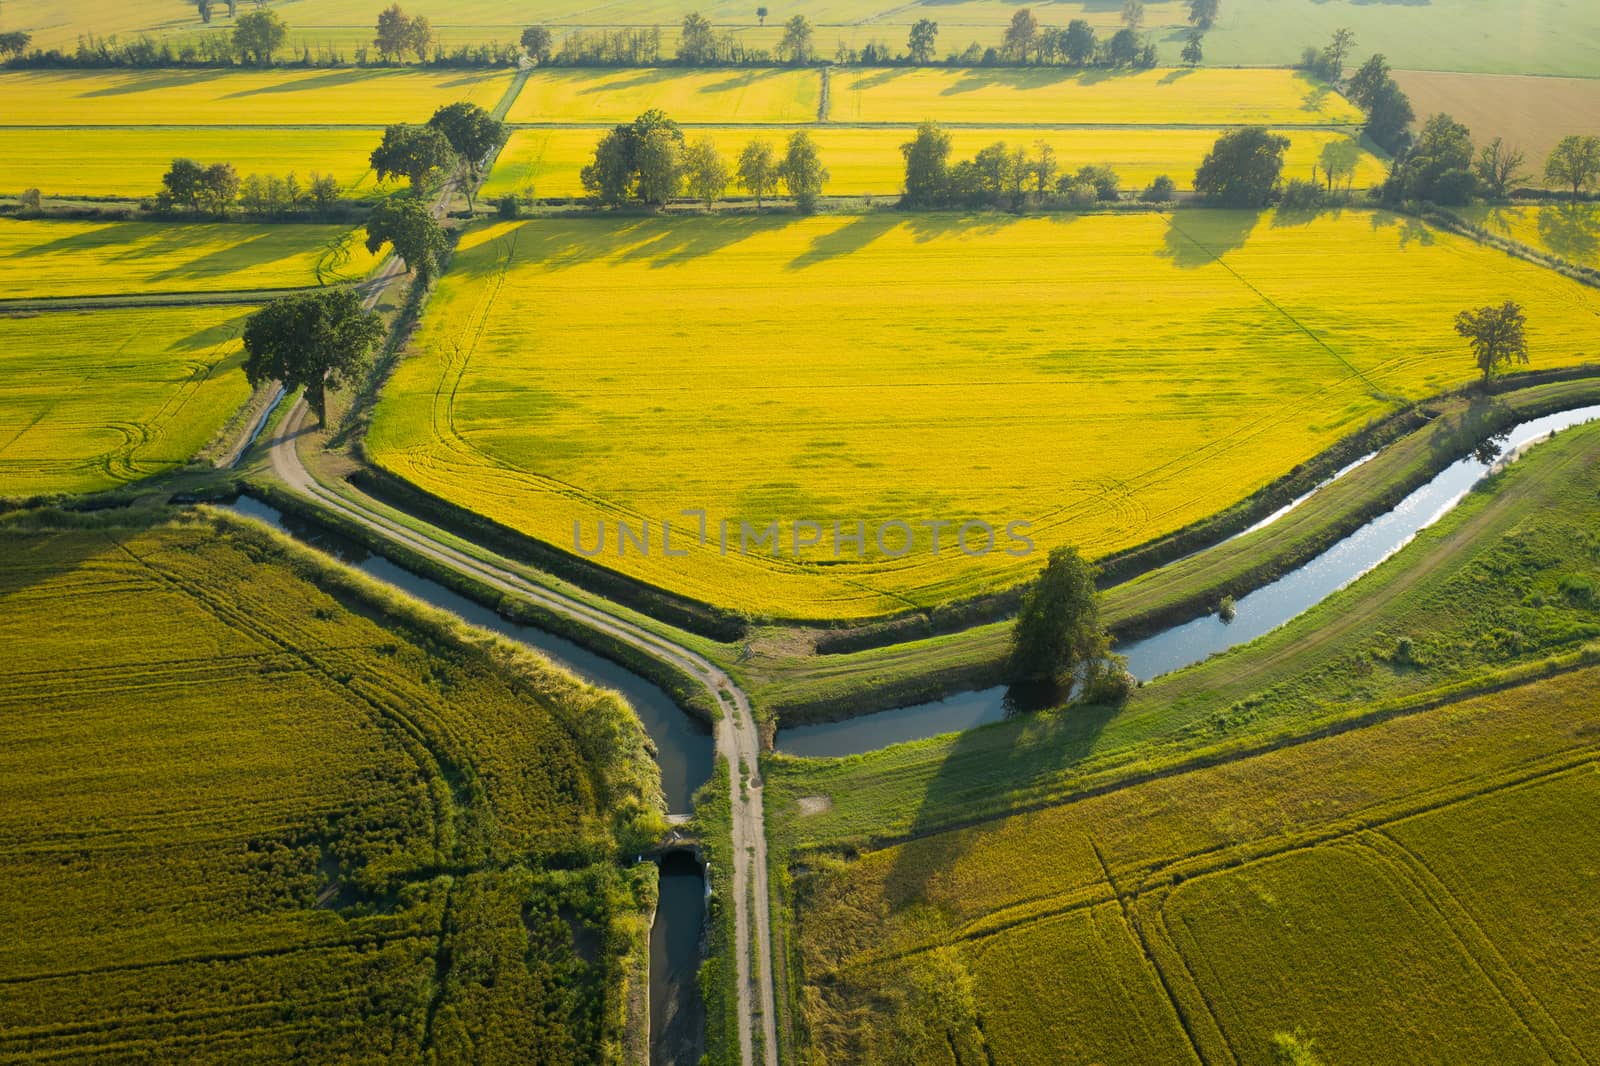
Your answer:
[0,516,661,1060]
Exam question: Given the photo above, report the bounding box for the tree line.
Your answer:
[3,4,519,69]
[578,111,827,211]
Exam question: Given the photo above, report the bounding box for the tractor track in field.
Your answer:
[251,171,780,1066]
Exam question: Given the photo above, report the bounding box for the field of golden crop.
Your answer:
[481,125,1384,201]
[0,128,395,199]
[0,513,659,1059]
[829,67,1361,125]
[1465,202,1600,268]
[0,219,380,298]
[505,68,821,124]
[1392,70,1600,167]
[366,209,1600,620]
[0,306,251,497]
[790,664,1600,1064]
[0,68,512,126]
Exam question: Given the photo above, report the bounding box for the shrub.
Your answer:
[1279,177,1325,210]
[495,194,520,219]
[1218,594,1237,622]
[19,188,42,209]
[1140,175,1176,202]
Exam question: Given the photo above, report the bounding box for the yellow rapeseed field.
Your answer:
[1464,202,1600,268]
[0,306,252,496]
[0,219,380,299]
[0,69,512,126]
[481,125,1385,200]
[367,210,1600,619]
[829,67,1362,125]
[0,128,395,199]
[504,68,822,124]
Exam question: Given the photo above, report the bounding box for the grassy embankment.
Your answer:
[0,507,663,1061]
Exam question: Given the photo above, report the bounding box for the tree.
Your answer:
[1187,0,1219,30]
[428,102,505,209]
[901,122,952,205]
[1318,137,1360,193]
[1319,27,1354,79]
[242,289,384,427]
[1002,8,1038,63]
[232,9,286,66]
[1362,75,1415,155]
[520,26,553,64]
[1180,29,1203,66]
[1454,301,1529,387]
[1194,126,1291,206]
[1075,164,1119,201]
[780,130,827,212]
[0,31,32,57]
[1140,174,1176,202]
[194,0,213,24]
[736,139,779,210]
[907,18,938,64]
[1474,137,1525,199]
[365,195,448,281]
[777,15,814,64]
[1392,112,1475,204]
[757,6,768,25]
[1062,19,1095,65]
[161,158,207,210]
[370,123,454,195]
[1544,135,1600,201]
[1106,27,1139,66]
[1346,53,1389,109]
[635,126,683,205]
[1031,140,1058,197]
[1009,546,1114,696]
[375,4,429,62]
[683,137,729,207]
[678,12,716,64]
[583,128,635,206]
[973,141,1016,203]
[1121,0,1144,30]
[199,162,239,212]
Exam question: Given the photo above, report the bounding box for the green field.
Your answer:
[6,0,1598,75]
[0,219,379,299]
[367,209,1600,621]
[791,667,1600,1063]
[829,67,1360,125]
[0,306,253,497]
[0,512,662,1060]
[0,69,513,126]
[482,125,1385,201]
[505,68,821,124]
[0,127,396,199]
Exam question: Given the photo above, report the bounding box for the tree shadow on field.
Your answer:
[902,211,1024,245]
[573,67,685,96]
[941,65,1120,96]
[1159,209,1261,268]
[220,68,382,99]
[1369,210,1434,249]
[1537,202,1600,266]
[0,523,135,605]
[1158,67,1198,84]
[877,688,1120,911]
[785,212,900,270]
[1427,392,1513,466]
[457,214,798,275]
[698,68,796,94]
[77,69,232,97]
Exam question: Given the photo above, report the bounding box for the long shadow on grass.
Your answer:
[450,214,800,276]
[877,690,1119,910]
[1160,209,1261,268]
[1538,203,1600,265]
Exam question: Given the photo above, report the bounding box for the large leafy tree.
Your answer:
[374,4,431,62]
[242,290,384,427]
[520,26,553,64]
[1193,126,1290,206]
[682,137,728,208]
[777,14,813,64]
[900,121,952,206]
[428,102,506,209]
[677,12,716,63]
[1002,8,1038,63]
[370,123,454,195]
[907,19,938,64]
[1544,135,1600,201]
[232,9,286,66]
[365,196,448,281]
[736,139,779,210]
[1010,546,1114,696]
[635,126,683,205]
[1062,20,1096,65]
[1392,112,1476,204]
[1455,301,1529,388]
[580,110,684,206]
[1187,0,1219,30]
[780,130,828,212]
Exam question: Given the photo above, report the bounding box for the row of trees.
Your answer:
[1383,118,1600,207]
[580,111,827,210]
[369,101,506,208]
[900,123,1176,210]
